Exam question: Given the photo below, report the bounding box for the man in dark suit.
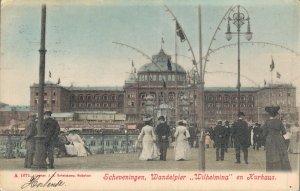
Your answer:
[24,113,37,168]
[155,116,170,161]
[232,112,250,164]
[224,120,231,152]
[43,110,60,169]
[253,123,263,150]
[214,120,226,161]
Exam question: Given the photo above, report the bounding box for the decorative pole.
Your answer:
[225,5,253,115]
[31,4,47,170]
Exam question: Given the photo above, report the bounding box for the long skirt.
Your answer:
[265,135,291,171]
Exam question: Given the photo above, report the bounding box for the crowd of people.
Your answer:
[137,115,191,161]
[204,106,299,171]
[23,106,299,171]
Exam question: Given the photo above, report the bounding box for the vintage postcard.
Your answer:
[0,0,299,190]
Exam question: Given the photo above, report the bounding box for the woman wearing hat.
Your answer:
[174,120,191,161]
[137,115,159,161]
[262,106,291,171]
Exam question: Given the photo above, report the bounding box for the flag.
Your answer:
[49,71,52,78]
[270,57,275,72]
[176,21,186,42]
[276,72,281,79]
[57,78,60,84]
[264,79,266,86]
[167,59,172,71]
[163,79,166,88]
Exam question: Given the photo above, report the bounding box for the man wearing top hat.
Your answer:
[231,112,250,164]
[43,110,60,169]
[214,120,226,161]
[155,116,171,161]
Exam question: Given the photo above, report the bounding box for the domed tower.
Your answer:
[124,49,187,126]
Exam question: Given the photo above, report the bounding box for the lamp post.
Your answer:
[225,5,253,115]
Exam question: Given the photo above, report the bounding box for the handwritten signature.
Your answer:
[21,172,65,189]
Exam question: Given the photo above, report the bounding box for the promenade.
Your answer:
[0,147,299,172]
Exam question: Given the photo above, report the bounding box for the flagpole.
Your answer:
[175,21,179,122]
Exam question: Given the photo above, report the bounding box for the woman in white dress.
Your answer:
[138,115,160,161]
[65,130,87,157]
[174,120,191,161]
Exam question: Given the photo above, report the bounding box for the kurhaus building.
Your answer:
[30,49,298,127]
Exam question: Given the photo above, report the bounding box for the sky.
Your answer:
[0,0,299,106]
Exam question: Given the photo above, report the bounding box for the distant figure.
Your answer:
[188,126,196,148]
[214,120,226,161]
[205,131,211,148]
[56,130,70,157]
[138,115,160,161]
[24,114,37,168]
[224,121,231,152]
[232,112,250,164]
[283,124,292,150]
[252,123,263,150]
[289,122,299,154]
[174,120,191,161]
[262,106,291,171]
[155,116,170,161]
[43,110,60,169]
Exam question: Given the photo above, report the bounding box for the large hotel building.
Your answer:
[29,49,298,128]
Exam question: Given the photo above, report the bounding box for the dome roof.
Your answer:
[138,49,186,73]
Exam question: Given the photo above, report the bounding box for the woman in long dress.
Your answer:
[65,130,88,157]
[174,120,191,161]
[262,106,291,171]
[138,116,160,161]
[289,122,299,154]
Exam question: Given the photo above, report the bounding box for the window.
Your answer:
[71,104,75,108]
[53,92,56,96]
[105,140,110,146]
[87,103,92,108]
[103,103,109,108]
[34,100,38,104]
[131,102,135,107]
[79,95,84,101]
[103,95,108,100]
[35,92,38,96]
[44,92,47,96]
[51,100,56,104]
[114,140,118,146]
[90,140,95,146]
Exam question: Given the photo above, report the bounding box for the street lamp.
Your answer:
[225,5,252,114]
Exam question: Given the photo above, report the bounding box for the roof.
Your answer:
[138,49,186,73]
[75,111,117,114]
[65,86,123,91]
[204,87,259,92]
[0,105,31,112]
[52,112,75,118]
[31,81,62,88]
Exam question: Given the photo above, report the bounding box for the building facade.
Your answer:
[28,49,298,128]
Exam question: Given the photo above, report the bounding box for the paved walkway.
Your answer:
[0,147,299,171]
